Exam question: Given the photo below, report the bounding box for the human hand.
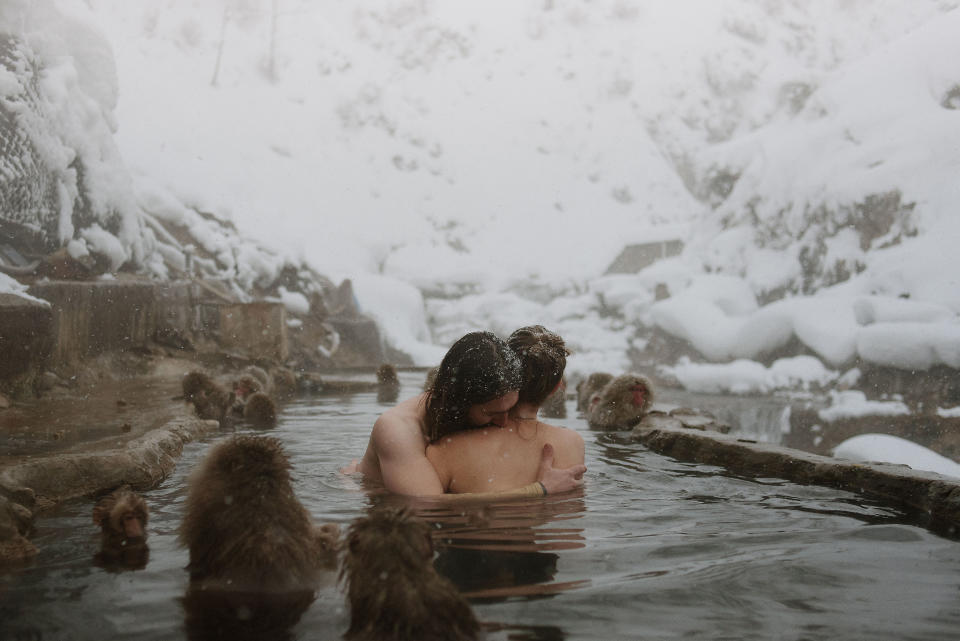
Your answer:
[536,443,586,494]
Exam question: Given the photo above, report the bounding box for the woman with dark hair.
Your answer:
[426,325,585,494]
[347,330,584,497]
[422,331,523,442]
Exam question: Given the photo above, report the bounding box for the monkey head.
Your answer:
[93,486,149,546]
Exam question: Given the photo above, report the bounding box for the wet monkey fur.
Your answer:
[181,370,234,424]
[93,485,148,547]
[242,391,278,428]
[179,435,339,592]
[340,507,480,641]
[586,373,655,430]
[92,485,149,569]
[575,372,613,413]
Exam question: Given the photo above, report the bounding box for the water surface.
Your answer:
[2,372,958,641]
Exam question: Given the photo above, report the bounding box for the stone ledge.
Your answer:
[0,412,219,563]
[633,420,960,537]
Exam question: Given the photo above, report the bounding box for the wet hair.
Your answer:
[423,331,522,443]
[507,325,570,406]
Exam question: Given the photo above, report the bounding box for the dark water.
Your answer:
[2,372,959,641]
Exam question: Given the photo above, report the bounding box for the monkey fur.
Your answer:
[242,391,278,428]
[243,365,272,393]
[182,370,234,424]
[92,485,149,569]
[575,372,614,412]
[93,485,148,547]
[376,363,401,403]
[270,366,298,399]
[585,373,655,430]
[340,507,479,641]
[179,435,340,593]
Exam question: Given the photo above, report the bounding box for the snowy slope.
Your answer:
[2,0,957,375]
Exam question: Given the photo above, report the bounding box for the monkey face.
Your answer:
[630,384,646,408]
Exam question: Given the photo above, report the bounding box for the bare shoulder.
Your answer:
[371,394,428,451]
[378,394,426,422]
[539,422,585,462]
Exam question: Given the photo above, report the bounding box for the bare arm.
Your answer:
[371,416,444,497]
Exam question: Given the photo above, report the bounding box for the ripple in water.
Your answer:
[2,375,959,641]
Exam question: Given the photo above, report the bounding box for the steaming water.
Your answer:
[2,372,959,641]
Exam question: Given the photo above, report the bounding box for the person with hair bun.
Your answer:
[426,325,586,495]
[347,330,585,498]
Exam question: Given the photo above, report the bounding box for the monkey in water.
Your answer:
[575,372,614,413]
[270,366,298,399]
[585,373,655,430]
[242,391,277,428]
[92,485,149,570]
[376,363,401,403]
[340,507,479,641]
[179,435,339,593]
[182,370,234,425]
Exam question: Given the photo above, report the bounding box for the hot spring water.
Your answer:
[2,372,958,640]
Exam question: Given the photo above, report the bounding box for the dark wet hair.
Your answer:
[423,331,522,442]
[507,325,569,406]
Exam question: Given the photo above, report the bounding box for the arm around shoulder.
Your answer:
[370,414,445,497]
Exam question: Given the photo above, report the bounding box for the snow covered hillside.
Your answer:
[1,0,957,389]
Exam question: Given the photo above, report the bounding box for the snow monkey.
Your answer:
[585,373,655,430]
[575,371,614,413]
[179,435,340,592]
[376,363,401,403]
[242,391,278,428]
[270,366,298,399]
[92,485,149,569]
[340,507,480,641]
[181,370,234,425]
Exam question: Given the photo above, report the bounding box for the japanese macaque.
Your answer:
[181,370,214,402]
[182,370,234,425]
[540,376,568,419]
[179,435,340,592]
[376,363,401,403]
[232,374,262,401]
[242,391,278,428]
[341,507,479,641]
[422,366,439,392]
[243,365,272,393]
[575,372,613,413]
[297,365,398,396]
[585,373,655,430]
[92,485,149,570]
[270,366,298,399]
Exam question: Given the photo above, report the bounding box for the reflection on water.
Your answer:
[2,372,960,641]
[424,493,589,600]
[181,587,316,641]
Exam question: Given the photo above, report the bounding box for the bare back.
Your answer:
[426,420,584,494]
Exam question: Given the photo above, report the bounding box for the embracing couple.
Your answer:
[346,326,586,498]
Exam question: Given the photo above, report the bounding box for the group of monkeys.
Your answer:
[180,363,402,429]
[93,434,478,641]
[575,371,656,431]
[89,366,654,639]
